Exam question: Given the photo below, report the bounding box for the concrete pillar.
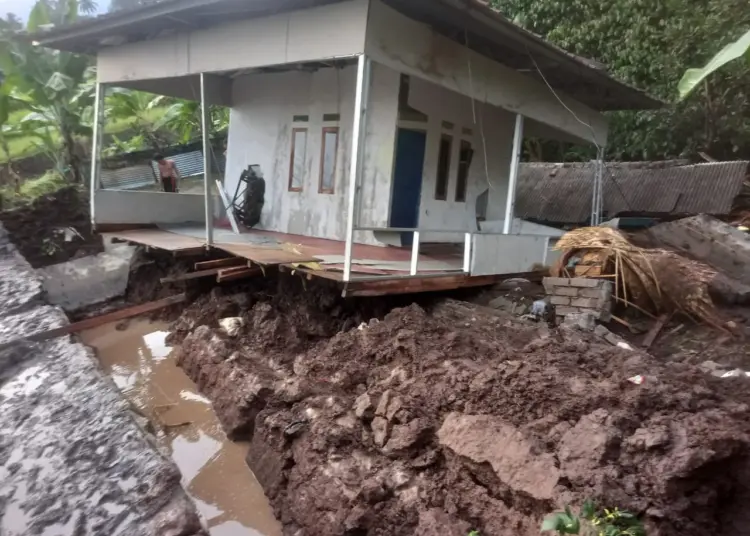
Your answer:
[343,54,371,282]
[200,73,214,246]
[503,114,524,234]
[89,82,105,228]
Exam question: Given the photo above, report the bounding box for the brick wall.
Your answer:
[543,277,613,321]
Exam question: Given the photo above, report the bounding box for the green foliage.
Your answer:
[0,0,95,181]
[491,0,750,161]
[679,29,750,99]
[467,531,480,536]
[18,169,67,198]
[541,501,645,536]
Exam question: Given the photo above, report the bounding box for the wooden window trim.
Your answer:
[318,126,339,194]
[435,133,452,201]
[288,127,307,192]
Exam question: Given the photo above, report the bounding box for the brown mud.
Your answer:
[0,186,102,268]
[169,278,750,536]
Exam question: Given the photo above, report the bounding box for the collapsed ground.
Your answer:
[157,272,750,536]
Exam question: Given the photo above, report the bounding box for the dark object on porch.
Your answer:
[231,165,265,228]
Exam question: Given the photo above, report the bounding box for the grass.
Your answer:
[0,106,169,163]
[0,170,70,207]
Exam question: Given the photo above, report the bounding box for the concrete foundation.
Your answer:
[37,240,136,311]
[0,224,206,536]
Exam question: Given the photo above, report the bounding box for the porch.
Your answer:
[104,224,550,295]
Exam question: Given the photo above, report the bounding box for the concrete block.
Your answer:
[594,324,610,338]
[555,287,580,297]
[556,306,581,316]
[571,297,600,308]
[568,278,601,288]
[579,288,609,299]
[543,277,570,291]
[563,312,597,331]
[550,296,571,306]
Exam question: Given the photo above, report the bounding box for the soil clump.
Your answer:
[170,280,750,536]
[0,186,102,268]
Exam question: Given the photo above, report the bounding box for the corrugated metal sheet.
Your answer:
[100,165,154,190]
[100,150,227,191]
[515,161,750,224]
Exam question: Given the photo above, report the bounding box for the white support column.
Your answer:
[200,73,214,246]
[503,114,524,235]
[591,147,604,226]
[343,54,370,282]
[463,232,472,273]
[89,82,105,228]
[409,231,420,276]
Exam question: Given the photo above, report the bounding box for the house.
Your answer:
[514,160,750,227]
[33,0,658,295]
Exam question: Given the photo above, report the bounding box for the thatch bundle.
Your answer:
[551,227,724,329]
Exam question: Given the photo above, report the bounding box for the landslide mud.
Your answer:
[170,281,750,536]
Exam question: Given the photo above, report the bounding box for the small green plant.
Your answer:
[467,531,480,536]
[541,501,645,536]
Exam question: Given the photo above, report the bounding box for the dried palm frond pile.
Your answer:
[551,227,725,329]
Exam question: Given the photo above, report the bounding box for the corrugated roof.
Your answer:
[515,160,750,224]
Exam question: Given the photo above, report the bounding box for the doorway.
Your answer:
[390,128,427,246]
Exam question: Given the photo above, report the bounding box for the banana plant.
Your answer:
[0,0,95,182]
[678,29,750,100]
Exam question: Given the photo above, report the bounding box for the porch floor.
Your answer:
[103,224,512,295]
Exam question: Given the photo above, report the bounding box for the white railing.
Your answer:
[347,226,474,281]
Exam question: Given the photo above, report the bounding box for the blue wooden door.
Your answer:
[390,129,426,246]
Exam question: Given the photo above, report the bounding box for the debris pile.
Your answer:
[551,226,725,329]
[170,286,750,536]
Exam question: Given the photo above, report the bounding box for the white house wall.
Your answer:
[224,63,397,242]
[407,76,514,242]
[365,0,608,146]
[97,0,369,84]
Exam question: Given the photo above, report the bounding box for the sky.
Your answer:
[1,0,106,21]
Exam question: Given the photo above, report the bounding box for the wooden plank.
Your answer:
[172,247,207,257]
[20,294,187,344]
[215,243,318,266]
[344,274,504,297]
[217,267,262,283]
[160,268,224,284]
[194,257,246,270]
[642,313,670,349]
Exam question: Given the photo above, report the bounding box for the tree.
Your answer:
[491,0,750,162]
[0,0,95,182]
[153,98,229,144]
[106,88,169,149]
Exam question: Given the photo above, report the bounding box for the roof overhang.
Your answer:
[28,0,661,112]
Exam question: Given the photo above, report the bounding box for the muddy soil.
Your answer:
[0,186,102,268]
[169,280,750,536]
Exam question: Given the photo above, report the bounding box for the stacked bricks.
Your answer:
[543,277,613,321]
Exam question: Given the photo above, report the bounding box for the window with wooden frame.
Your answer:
[319,127,339,194]
[455,139,474,202]
[288,128,308,192]
[435,133,452,200]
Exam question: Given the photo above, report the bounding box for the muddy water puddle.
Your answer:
[82,319,281,536]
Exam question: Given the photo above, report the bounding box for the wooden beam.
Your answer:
[172,247,207,257]
[194,257,246,271]
[344,274,505,297]
[15,294,187,345]
[217,267,262,283]
[160,268,224,284]
[642,313,670,349]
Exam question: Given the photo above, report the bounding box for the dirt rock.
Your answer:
[438,412,560,501]
[172,290,750,536]
[0,186,102,268]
